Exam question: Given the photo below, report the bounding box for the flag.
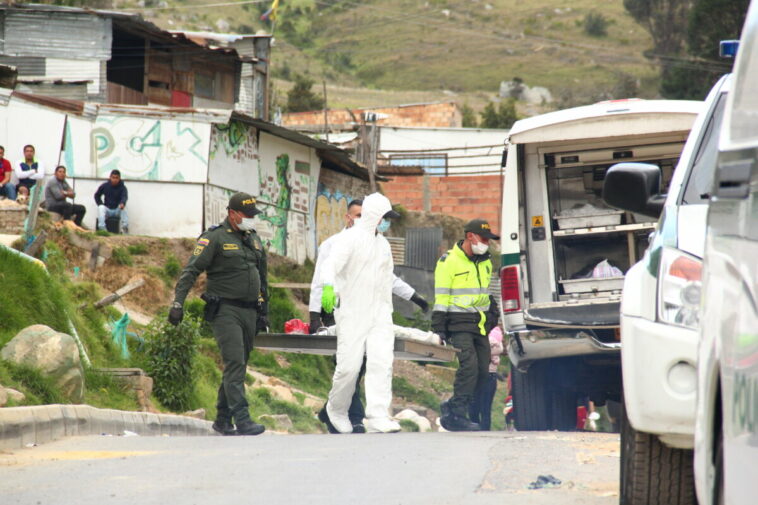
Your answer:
[260,0,280,22]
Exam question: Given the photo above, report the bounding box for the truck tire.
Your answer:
[550,390,577,431]
[620,400,696,505]
[512,362,550,430]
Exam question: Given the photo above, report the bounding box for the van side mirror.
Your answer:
[602,163,666,218]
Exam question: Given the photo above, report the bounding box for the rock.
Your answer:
[1,325,85,402]
[267,385,295,403]
[259,414,293,431]
[394,408,433,432]
[5,388,25,403]
[0,387,6,407]
[182,408,206,420]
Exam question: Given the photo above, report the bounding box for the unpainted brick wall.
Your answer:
[0,207,27,234]
[381,174,502,231]
[283,102,462,128]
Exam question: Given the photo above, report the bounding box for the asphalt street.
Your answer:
[0,431,620,505]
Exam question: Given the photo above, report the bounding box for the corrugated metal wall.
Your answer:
[386,237,406,266]
[3,11,112,60]
[15,82,88,101]
[404,227,442,270]
[0,56,45,76]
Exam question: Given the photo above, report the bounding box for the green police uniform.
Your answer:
[173,217,268,425]
[432,240,499,418]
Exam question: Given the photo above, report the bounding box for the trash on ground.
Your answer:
[528,474,562,490]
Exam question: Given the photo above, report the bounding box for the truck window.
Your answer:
[681,92,728,204]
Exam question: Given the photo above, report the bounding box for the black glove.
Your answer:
[410,292,430,313]
[309,311,322,334]
[168,302,183,326]
[256,314,269,335]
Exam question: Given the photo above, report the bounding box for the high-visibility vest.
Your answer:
[433,243,492,335]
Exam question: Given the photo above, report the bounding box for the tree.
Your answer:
[285,74,325,113]
[480,100,519,129]
[461,104,477,127]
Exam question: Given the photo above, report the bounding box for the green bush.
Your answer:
[583,12,610,37]
[111,247,133,266]
[0,360,66,404]
[127,243,149,255]
[164,253,182,279]
[139,317,201,412]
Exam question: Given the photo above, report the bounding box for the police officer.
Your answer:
[169,192,268,436]
[432,219,500,431]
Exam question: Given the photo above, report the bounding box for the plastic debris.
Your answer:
[528,474,562,490]
[122,430,138,437]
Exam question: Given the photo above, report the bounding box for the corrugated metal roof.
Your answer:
[11,90,85,114]
[0,56,45,76]
[3,10,112,60]
[16,82,89,101]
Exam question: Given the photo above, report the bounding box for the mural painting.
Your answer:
[92,116,210,183]
[315,184,349,245]
[208,121,259,195]
[257,153,293,255]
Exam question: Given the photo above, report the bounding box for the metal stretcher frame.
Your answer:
[256,333,458,363]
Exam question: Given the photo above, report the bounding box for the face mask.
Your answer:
[238,217,256,232]
[377,218,391,233]
[472,240,489,255]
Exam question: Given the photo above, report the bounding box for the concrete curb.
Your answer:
[0,404,214,450]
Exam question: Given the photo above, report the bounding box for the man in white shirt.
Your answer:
[15,144,45,199]
[310,198,429,433]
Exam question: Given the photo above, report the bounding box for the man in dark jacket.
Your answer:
[94,169,128,233]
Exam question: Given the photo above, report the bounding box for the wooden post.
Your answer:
[93,278,146,309]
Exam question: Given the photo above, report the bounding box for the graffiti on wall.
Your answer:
[92,116,210,182]
[208,121,259,194]
[315,184,349,245]
[257,153,293,255]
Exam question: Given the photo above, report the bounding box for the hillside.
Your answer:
[122,0,659,110]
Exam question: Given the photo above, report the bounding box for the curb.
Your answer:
[0,404,214,450]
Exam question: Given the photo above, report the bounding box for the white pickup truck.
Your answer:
[498,99,702,431]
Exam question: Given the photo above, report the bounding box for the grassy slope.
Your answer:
[128,0,658,109]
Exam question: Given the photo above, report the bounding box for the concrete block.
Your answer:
[0,407,34,449]
[32,406,54,445]
[73,404,93,435]
[141,412,162,436]
[47,405,66,442]
[60,404,81,436]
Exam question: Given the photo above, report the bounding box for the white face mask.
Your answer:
[237,217,256,232]
[472,240,489,255]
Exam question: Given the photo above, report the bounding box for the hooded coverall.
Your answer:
[321,193,396,432]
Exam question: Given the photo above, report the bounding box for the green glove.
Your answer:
[322,284,336,313]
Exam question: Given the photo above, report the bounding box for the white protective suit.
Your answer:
[321,193,397,432]
[309,232,415,314]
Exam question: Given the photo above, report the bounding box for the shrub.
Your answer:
[164,253,182,279]
[127,243,149,255]
[583,12,610,37]
[140,316,201,412]
[111,247,133,266]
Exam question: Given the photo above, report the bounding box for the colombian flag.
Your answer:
[260,0,279,21]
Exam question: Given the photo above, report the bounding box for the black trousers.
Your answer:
[448,331,491,417]
[48,201,86,227]
[469,372,498,430]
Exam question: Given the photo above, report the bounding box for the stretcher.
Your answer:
[256,333,457,363]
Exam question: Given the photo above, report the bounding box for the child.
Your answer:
[469,325,504,430]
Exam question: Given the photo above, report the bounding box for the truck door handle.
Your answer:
[715,159,752,199]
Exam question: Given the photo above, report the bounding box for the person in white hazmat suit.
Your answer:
[309,198,429,433]
[320,192,402,434]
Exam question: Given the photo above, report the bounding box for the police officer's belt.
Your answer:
[220,298,258,309]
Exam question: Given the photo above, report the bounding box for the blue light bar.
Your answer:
[720,40,739,59]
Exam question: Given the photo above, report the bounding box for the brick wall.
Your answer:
[381,174,502,232]
[0,206,28,234]
[283,102,462,128]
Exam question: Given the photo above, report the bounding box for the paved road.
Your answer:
[0,431,619,505]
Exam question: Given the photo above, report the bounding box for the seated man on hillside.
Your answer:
[0,145,16,201]
[94,169,129,233]
[15,144,45,200]
[44,165,86,226]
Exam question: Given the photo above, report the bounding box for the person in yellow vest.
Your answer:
[433,219,501,431]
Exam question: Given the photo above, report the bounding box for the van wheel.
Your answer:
[714,430,724,505]
[550,390,577,431]
[620,400,696,505]
[512,362,550,430]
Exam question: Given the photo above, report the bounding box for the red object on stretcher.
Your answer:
[284,319,310,334]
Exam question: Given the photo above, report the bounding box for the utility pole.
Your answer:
[322,79,329,143]
[361,113,377,192]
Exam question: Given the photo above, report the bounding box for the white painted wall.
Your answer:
[380,126,508,175]
[208,122,259,195]
[71,179,205,238]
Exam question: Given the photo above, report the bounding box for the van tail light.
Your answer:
[501,265,521,313]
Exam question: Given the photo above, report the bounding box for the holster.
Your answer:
[201,293,221,322]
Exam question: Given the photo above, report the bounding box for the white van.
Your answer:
[603,75,730,505]
[695,4,758,504]
[500,100,702,431]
